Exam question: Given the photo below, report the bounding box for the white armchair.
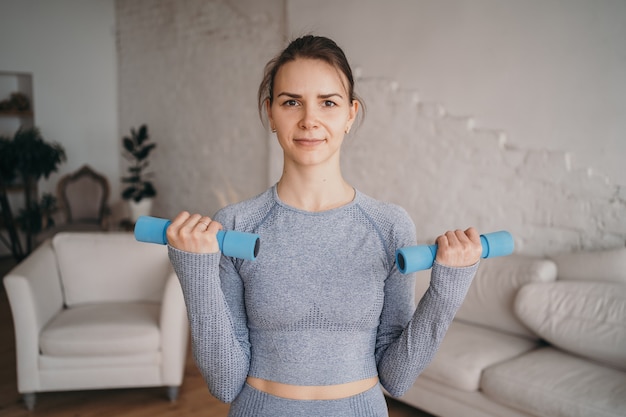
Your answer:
[3,232,188,410]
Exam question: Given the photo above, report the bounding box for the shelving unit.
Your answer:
[0,71,34,135]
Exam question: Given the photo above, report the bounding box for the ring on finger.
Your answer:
[198,221,209,229]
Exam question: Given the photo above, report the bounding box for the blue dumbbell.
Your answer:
[396,231,514,274]
[134,216,260,261]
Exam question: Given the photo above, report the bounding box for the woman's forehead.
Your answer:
[274,58,350,96]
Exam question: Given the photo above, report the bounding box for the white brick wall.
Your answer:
[342,78,626,255]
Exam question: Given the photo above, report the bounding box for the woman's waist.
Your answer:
[246,376,380,400]
[248,350,379,388]
[249,328,376,362]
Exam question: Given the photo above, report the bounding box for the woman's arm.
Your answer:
[166,210,251,403]
[375,226,481,397]
[376,260,478,397]
[168,248,250,403]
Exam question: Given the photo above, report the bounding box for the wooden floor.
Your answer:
[0,256,432,416]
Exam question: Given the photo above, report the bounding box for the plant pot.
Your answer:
[128,198,153,223]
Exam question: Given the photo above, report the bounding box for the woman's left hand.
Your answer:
[434,227,482,268]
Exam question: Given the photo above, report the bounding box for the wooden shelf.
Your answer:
[0,110,33,118]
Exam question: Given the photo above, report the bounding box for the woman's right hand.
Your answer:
[166,211,222,254]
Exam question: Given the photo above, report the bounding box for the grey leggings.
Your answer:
[228,383,389,417]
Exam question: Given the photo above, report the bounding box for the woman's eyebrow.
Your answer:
[319,93,344,100]
[276,92,301,99]
[276,92,344,100]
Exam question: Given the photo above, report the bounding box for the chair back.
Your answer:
[52,232,170,307]
[57,165,109,225]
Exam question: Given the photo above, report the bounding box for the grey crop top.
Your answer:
[168,185,478,403]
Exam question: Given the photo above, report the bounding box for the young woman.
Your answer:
[166,35,482,417]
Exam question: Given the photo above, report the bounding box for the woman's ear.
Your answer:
[265,99,275,131]
[348,99,359,126]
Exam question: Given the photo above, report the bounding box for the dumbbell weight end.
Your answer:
[134,216,260,261]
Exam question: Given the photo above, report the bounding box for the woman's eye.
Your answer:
[283,99,299,107]
[323,100,336,107]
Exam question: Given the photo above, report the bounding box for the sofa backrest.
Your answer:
[53,232,171,307]
[453,254,558,339]
[550,246,626,284]
[514,246,626,371]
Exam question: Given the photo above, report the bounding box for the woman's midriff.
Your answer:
[246,376,379,400]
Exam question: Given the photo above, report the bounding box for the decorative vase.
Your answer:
[128,198,153,223]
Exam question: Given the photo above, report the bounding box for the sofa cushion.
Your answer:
[481,347,626,417]
[454,255,557,338]
[421,321,539,391]
[515,281,626,371]
[550,246,626,284]
[40,302,161,356]
[53,232,171,306]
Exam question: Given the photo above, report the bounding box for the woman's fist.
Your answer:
[434,227,482,268]
[166,211,222,254]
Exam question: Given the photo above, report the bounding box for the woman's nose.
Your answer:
[299,105,319,129]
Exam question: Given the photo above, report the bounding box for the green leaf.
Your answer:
[136,124,149,145]
[121,186,137,199]
[123,137,134,152]
[135,143,156,161]
[143,181,157,197]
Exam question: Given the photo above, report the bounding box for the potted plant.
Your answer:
[0,127,66,259]
[121,124,157,221]
[15,192,57,236]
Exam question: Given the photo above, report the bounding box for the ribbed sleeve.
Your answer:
[377,260,478,397]
[168,247,250,403]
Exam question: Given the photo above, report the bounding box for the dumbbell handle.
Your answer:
[134,216,260,261]
[395,230,514,274]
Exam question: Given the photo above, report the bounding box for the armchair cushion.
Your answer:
[53,233,170,306]
[40,302,160,357]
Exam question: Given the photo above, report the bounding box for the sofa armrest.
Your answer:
[159,268,189,385]
[3,240,64,392]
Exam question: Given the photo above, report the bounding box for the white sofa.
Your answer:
[3,232,189,410]
[394,248,626,417]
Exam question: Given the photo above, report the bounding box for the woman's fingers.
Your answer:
[166,211,222,253]
[435,227,482,267]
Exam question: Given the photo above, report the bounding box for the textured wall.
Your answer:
[341,78,626,256]
[117,0,625,256]
[116,0,283,218]
[288,0,626,188]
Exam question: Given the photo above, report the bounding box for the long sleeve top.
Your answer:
[168,185,478,403]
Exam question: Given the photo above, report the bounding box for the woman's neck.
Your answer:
[276,167,355,212]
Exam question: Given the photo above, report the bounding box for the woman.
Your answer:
[167,35,482,417]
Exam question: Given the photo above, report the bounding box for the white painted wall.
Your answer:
[287,0,626,187]
[0,0,118,198]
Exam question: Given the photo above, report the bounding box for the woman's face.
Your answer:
[267,58,358,169]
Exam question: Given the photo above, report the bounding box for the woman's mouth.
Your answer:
[294,138,325,146]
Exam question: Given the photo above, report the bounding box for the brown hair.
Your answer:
[257,35,364,127]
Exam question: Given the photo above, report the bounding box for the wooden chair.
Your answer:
[56,164,110,230]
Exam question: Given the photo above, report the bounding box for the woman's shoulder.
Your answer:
[213,186,276,231]
[354,190,417,254]
[355,190,415,228]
